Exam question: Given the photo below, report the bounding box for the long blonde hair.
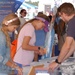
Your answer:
[1,13,20,47]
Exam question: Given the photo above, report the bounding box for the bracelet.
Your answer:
[55,59,61,64]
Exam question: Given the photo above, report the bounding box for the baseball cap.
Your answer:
[35,17,49,32]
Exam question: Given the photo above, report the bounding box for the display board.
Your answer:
[0,0,24,24]
[0,0,15,24]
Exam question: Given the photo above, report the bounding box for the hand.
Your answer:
[16,66,23,75]
[43,48,47,54]
[48,61,59,72]
[35,47,47,55]
[34,50,39,54]
[39,47,46,55]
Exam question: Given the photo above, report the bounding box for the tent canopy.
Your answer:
[21,3,38,9]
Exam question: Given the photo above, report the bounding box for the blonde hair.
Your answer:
[1,13,20,47]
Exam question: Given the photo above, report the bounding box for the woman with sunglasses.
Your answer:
[18,9,27,31]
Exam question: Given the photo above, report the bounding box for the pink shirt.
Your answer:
[13,23,36,66]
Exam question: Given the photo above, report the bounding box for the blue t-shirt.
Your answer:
[67,16,75,39]
[35,29,46,60]
[35,29,46,46]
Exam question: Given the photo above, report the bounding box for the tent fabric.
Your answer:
[21,3,38,9]
[22,4,31,9]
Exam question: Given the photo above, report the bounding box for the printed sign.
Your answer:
[0,0,24,24]
[0,0,15,24]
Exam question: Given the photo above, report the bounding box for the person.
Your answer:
[48,2,75,72]
[41,14,55,59]
[19,9,27,29]
[0,13,22,75]
[54,13,66,56]
[13,13,50,66]
[54,13,66,51]
[14,9,27,39]
[35,12,47,61]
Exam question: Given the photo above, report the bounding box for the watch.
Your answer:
[55,59,61,64]
[38,47,40,50]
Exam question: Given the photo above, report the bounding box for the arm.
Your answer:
[22,36,45,52]
[5,61,23,75]
[57,37,73,63]
[22,36,45,56]
[48,36,73,71]
[62,38,75,61]
[34,53,38,61]
[22,36,39,51]
[0,33,22,75]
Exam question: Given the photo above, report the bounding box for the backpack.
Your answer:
[10,40,17,60]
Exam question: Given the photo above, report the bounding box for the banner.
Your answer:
[0,0,15,24]
[0,0,24,24]
[12,0,25,12]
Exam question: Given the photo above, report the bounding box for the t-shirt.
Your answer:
[17,17,26,31]
[35,30,46,46]
[13,23,36,66]
[67,16,75,39]
[19,17,26,27]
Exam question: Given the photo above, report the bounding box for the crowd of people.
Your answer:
[0,2,75,75]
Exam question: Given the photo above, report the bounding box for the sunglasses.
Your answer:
[23,12,27,14]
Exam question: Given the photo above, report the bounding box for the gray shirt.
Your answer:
[67,16,75,39]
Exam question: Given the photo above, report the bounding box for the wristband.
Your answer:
[38,47,40,50]
[55,59,61,64]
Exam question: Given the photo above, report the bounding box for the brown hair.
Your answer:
[19,13,50,32]
[37,13,50,22]
[57,3,75,16]
[20,9,27,14]
[1,13,20,47]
